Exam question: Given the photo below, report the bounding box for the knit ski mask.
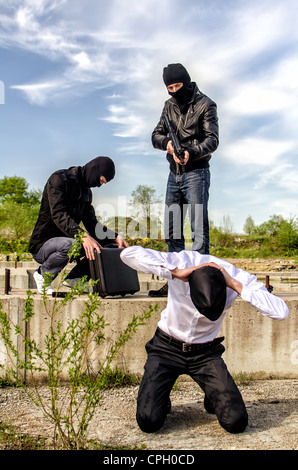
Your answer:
[163,63,194,105]
[81,156,115,188]
[188,266,227,321]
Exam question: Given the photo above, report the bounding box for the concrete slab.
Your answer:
[0,288,297,380]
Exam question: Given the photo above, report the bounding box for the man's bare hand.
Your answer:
[173,150,189,166]
[115,235,128,249]
[197,262,243,294]
[171,262,243,294]
[166,141,189,165]
[166,140,174,155]
[170,266,200,281]
[82,233,101,260]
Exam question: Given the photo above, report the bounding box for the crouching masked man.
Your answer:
[120,246,288,434]
[29,156,127,294]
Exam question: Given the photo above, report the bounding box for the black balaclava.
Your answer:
[81,156,115,188]
[163,63,194,106]
[188,266,227,321]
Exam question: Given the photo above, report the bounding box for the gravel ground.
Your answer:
[0,377,297,451]
[0,258,297,452]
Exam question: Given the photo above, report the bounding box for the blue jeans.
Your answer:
[164,168,210,253]
[32,237,89,279]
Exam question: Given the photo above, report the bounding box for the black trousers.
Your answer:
[136,329,248,434]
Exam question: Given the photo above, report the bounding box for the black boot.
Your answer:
[148,283,168,297]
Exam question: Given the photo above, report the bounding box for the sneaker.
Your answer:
[33,270,54,295]
[148,283,168,297]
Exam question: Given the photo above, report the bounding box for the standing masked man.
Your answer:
[29,156,127,294]
[150,63,219,297]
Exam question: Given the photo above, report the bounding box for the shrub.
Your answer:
[0,237,157,449]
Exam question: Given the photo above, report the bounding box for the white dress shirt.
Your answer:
[120,246,289,344]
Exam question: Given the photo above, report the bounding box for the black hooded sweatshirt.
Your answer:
[29,157,117,254]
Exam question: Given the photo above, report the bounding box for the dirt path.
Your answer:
[0,378,297,450]
[0,258,297,451]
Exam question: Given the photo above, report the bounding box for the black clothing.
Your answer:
[81,156,115,187]
[170,82,195,110]
[29,165,116,254]
[136,330,248,434]
[163,63,194,108]
[163,63,191,87]
[151,83,219,173]
[189,266,227,321]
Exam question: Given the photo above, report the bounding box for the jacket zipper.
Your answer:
[175,116,182,174]
[175,109,191,174]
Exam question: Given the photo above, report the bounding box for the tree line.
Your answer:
[0,176,297,258]
[210,214,298,258]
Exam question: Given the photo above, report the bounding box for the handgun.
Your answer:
[164,114,185,164]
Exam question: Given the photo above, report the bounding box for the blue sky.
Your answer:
[0,0,298,234]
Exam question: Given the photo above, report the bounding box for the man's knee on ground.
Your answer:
[219,409,248,434]
[136,411,165,433]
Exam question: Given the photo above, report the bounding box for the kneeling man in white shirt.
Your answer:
[120,246,288,434]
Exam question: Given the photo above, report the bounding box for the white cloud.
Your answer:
[3,0,297,121]
[101,103,149,138]
[221,138,295,168]
[11,80,64,105]
[72,51,91,69]
[274,167,298,194]
[226,84,293,116]
[2,0,298,231]
[16,8,35,29]
[273,198,298,218]
[253,164,293,190]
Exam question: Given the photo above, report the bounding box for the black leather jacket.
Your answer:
[152,83,219,173]
[29,166,116,254]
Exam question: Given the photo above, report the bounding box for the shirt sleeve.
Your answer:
[210,257,288,321]
[188,99,219,160]
[151,105,169,151]
[227,263,289,321]
[240,278,289,321]
[47,173,82,237]
[120,246,177,279]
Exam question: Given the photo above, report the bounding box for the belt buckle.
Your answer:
[182,342,192,352]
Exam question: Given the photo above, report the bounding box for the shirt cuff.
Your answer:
[158,264,177,280]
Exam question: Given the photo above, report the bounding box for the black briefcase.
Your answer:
[89,246,140,297]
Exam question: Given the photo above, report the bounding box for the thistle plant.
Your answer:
[0,236,158,449]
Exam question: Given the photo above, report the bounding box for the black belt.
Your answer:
[155,328,224,353]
